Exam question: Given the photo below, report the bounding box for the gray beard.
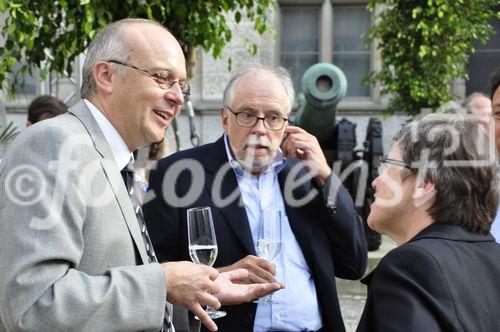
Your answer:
[235,154,272,174]
[235,144,274,174]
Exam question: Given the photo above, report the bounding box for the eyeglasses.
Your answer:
[225,106,288,131]
[107,60,190,98]
[378,156,412,173]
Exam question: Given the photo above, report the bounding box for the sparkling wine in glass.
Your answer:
[187,206,226,319]
[254,209,282,304]
[189,244,218,267]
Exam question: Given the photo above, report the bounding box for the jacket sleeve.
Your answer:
[0,125,166,331]
[317,173,368,279]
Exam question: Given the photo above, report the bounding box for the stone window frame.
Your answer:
[275,0,386,112]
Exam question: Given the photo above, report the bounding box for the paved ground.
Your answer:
[337,236,397,331]
[339,294,367,331]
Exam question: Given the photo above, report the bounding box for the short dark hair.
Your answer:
[490,67,500,99]
[394,114,497,234]
[27,95,68,124]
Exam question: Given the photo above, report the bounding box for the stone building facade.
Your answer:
[1,0,499,154]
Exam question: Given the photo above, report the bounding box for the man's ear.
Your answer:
[92,62,114,95]
[412,179,436,207]
[220,107,229,133]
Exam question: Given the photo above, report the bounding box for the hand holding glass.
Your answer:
[254,209,282,304]
[187,207,226,319]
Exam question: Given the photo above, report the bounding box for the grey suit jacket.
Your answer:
[0,101,169,331]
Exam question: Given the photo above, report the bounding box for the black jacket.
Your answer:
[357,223,500,332]
[144,136,368,332]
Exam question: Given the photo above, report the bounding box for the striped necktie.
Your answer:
[121,158,173,332]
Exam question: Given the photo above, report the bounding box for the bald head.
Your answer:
[463,92,492,131]
[79,18,187,151]
[80,18,182,98]
[121,22,185,77]
[464,93,491,113]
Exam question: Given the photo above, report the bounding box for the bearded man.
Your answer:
[144,64,367,332]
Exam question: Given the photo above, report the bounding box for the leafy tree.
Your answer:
[0,0,274,96]
[367,0,499,115]
[0,121,20,144]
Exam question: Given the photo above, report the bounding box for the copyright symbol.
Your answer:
[5,165,46,206]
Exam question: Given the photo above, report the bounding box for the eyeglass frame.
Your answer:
[106,60,190,97]
[378,156,412,171]
[224,105,288,131]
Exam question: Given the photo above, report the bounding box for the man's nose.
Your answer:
[251,117,267,135]
[164,83,185,106]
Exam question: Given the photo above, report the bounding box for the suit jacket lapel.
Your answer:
[69,101,149,264]
[278,163,313,264]
[204,137,256,255]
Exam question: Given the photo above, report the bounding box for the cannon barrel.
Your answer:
[292,63,383,251]
[293,63,347,141]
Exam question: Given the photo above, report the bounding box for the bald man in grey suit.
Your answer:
[0,19,280,332]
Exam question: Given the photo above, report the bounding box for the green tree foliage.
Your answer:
[367,0,499,115]
[0,0,274,96]
[0,121,19,144]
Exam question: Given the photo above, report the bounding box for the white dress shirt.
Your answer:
[84,99,132,170]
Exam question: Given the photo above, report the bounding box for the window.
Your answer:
[280,6,321,91]
[332,6,371,96]
[466,19,500,95]
[280,2,372,98]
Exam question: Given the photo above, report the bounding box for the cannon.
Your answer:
[293,63,383,251]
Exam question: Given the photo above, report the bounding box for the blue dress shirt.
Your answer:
[492,208,500,244]
[224,135,322,331]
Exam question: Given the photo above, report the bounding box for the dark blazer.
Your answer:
[357,223,500,332]
[144,136,367,332]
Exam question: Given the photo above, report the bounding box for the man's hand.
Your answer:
[214,269,284,305]
[217,255,276,283]
[162,261,221,332]
[281,125,331,186]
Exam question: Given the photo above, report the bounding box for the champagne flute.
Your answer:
[187,207,226,319]
[253,209,282,304]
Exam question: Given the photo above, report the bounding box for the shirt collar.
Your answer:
[223,133,287,175]
[84,99,132,170]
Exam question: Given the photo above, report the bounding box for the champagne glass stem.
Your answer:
[187,207,227,319]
